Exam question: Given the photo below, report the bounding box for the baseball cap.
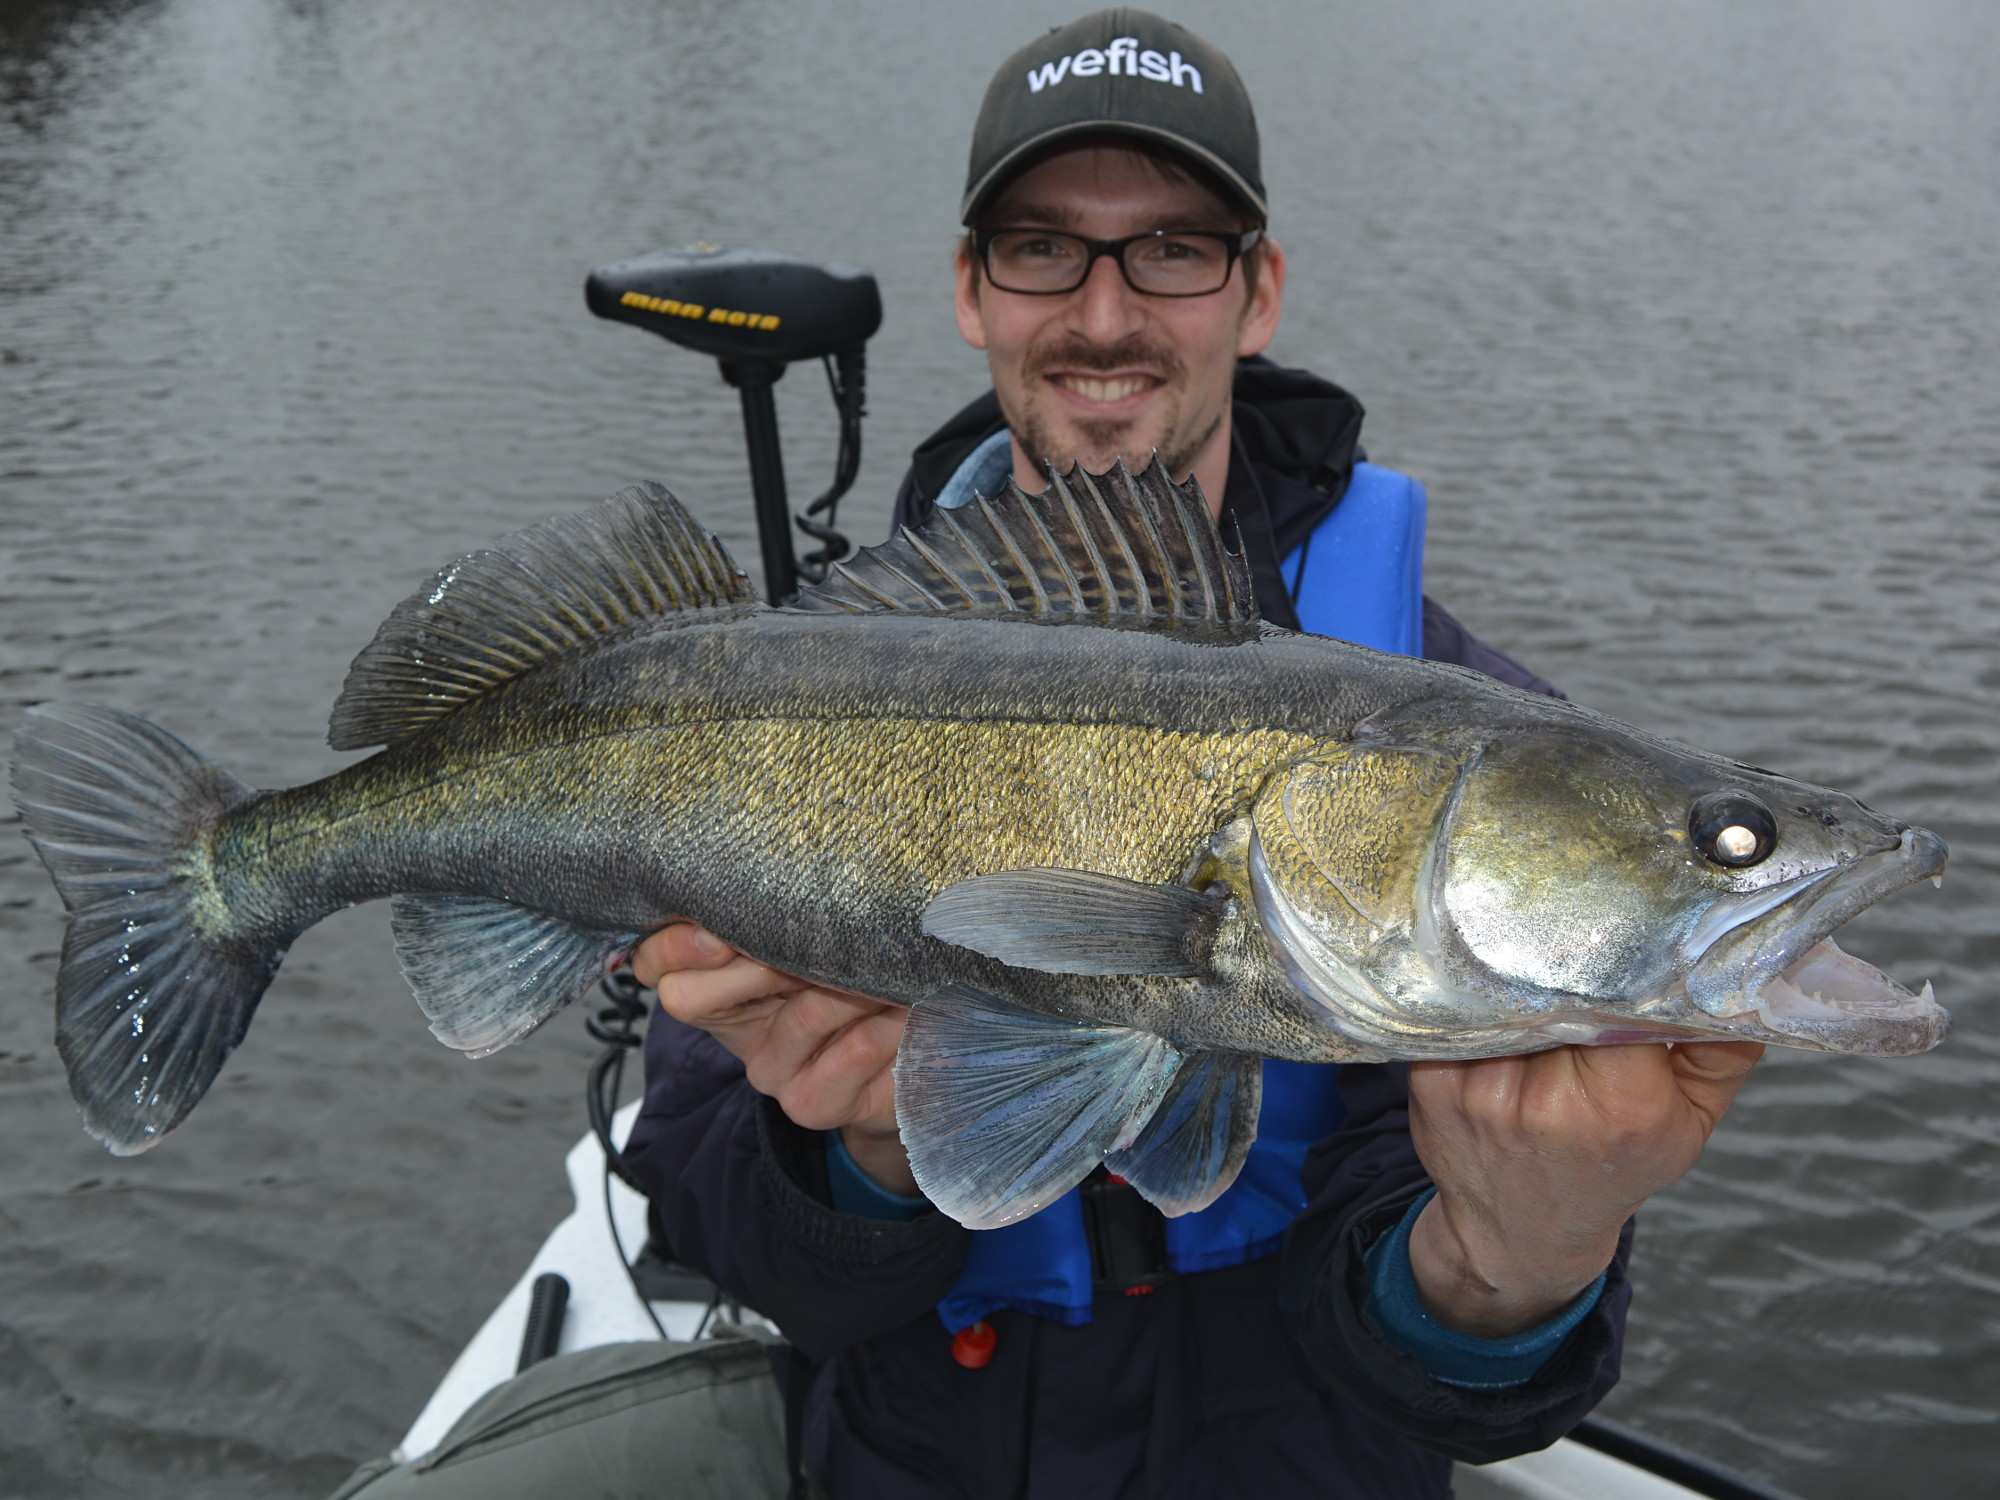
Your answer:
[962,9,1265,226]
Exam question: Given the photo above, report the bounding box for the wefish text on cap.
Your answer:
[1023,36,1206,94]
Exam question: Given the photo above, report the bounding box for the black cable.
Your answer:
[587,967,649,1189]
[793,346,866,583]
[587,966,669,1341]
[591,972,807,1489]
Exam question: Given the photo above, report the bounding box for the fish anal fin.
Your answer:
[1106,1052,1262,1216]
[921,868,1225,976]
[895,983,1182,1230]
[330,483,757,750]
[794,455,1258,631]
[390,895,636,1057]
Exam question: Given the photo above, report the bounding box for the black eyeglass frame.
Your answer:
[973,227,1265,298]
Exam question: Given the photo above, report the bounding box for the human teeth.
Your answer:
[1060,375,1149,403]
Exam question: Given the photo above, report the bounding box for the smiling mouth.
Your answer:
[1049,373,1160,405]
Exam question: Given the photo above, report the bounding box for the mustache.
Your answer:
[1022,335,1185,382]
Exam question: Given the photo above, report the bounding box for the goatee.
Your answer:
[1013,335,1214,481]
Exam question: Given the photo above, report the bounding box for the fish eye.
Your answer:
[1689,792,1778,868]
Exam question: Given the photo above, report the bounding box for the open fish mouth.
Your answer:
[1753,939,1937,1023]
[1684,827,1950,1054]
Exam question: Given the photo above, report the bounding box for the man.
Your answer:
[622,12,1762,1497]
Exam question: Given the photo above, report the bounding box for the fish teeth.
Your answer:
[1919,980,1936,1005]
[1933,874,1944,890]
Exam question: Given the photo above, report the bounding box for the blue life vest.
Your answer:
[933,456,1430,1332]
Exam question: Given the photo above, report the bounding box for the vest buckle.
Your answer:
[1080,1167,1176,1295]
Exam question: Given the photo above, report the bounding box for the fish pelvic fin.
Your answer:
[895,983,1183,1229]
[9,704,279,1156]
[921,867,1225,976]
[795,454,1260,633]
[1106,1051,1261,1216]
[390,895,638,1057]
[329,482,758,751]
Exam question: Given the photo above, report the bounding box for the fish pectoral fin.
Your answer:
[1105,1051,1262,1217]
[920,868,1225,976]
[895,983,1183,1230]
[390,895,637,1058]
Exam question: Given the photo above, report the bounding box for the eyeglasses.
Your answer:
[974,227,1264,297]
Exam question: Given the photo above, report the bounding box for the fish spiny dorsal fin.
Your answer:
[328,482,756,750]
[794,454,1258,629]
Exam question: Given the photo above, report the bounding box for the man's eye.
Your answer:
[1147,236,1218,264]
[999,234,1075,261]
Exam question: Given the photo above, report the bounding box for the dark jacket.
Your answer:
[621,362,1625,1498]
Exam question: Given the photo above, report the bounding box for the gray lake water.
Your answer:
[2,1,1996,1494]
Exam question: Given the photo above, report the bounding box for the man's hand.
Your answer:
[630,924,916,1196]
[1406,1040,1764,1338]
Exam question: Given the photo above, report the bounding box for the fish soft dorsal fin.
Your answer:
[795,455,1259,629]
[329,483,757,750]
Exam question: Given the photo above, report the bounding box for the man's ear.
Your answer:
[954,238,990,351]
[1235,237,1287,359]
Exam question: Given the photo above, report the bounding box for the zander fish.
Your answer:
[10,463,1949,1228]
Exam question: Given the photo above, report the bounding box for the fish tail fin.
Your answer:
[10,703,280,1155]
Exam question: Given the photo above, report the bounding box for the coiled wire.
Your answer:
[793,347,866,583]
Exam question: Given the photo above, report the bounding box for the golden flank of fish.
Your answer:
[10,462,1950,1228]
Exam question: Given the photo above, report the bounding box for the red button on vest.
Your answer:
[950,1320,997,1370]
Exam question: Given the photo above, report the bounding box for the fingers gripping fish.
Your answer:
[9,462,1950,1230]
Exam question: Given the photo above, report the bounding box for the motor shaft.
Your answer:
[720,360,798,605]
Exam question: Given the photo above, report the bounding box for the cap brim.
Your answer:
[960,121,1268,225]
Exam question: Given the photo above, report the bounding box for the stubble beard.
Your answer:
[1009,335,1221,483]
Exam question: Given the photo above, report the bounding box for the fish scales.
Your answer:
[207,609,1351,1050]
[10,463,1951,1228]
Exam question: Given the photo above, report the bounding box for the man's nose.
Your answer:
[1065,250,1149,344]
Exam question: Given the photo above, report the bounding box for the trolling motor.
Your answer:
[581,248,883,1369]
[586,245,883,604]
